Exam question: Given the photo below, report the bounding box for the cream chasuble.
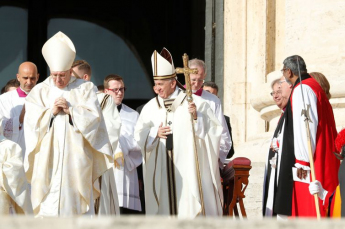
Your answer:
[96,92,121,216]
[24,77,114,217]
[0,89,26,154]
[0,135,33,215]
[135,88,223,218]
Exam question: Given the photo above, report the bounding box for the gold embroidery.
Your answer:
[153,73,177,80]
[100,94,110,110]
[153,141,160,206]
[114,152,124,169]
[154,50,157,76]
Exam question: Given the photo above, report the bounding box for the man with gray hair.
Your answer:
[24,31,116,217]
[263,77,292,217]
[189,59,232,168]
[273,55,339,218]
[135,48,223,217]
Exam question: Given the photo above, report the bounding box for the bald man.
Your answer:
[0,61,39,155]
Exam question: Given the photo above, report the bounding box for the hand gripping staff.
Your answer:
[175,53,205,216]
[296,57,321,219]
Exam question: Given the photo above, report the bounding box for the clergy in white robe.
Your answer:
[23,31,115,217]
[0,62,39,154]
[0,121,33,215]
[198,90,231,166]
[188,59,231,167]
[103,74,142,213]
[135,48,223,218]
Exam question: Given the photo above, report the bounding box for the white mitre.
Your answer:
[151,47,176,80]
[42,31,76,71]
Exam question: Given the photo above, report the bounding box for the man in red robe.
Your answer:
[274,55,339,218]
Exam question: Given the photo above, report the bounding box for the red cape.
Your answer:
[291,77,340,217]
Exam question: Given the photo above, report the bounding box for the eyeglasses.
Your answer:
[279,79,286,85]
[51,70,69,79]
[191,79,205,83]
[52,74,67,79]
[281,68,288,74]
[108,87,126,93]
[270,90,281,96]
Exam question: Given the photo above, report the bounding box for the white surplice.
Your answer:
[0,89,26,154]
[24,76,114,217]
[199,90,232,167]
[0,135,33,215]
[135,88,223,218]
[114,103,142,211]
[263,117,286,216]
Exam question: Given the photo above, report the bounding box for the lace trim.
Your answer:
[3,119,13,139]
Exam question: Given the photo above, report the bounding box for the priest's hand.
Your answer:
[52,98,62,116]
[157,122,171,139]
[296,167,308,180]
[55,97,70,115]
[270,137,279,152]
[188,102,197,120]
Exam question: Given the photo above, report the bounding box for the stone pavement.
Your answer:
[2,216,345,229]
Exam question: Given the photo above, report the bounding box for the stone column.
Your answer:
[205,0,225,101]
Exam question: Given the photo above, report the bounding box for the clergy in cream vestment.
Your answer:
[0,118,33,215]
[135,48,223,218]
[96,92,121,216]
[24,32,114,216]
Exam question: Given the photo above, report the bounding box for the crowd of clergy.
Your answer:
[0,31,344,219]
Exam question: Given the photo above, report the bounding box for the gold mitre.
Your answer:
[42,31,76,72]
[151,48,176,80]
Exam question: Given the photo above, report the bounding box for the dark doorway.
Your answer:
[0,0,205,109]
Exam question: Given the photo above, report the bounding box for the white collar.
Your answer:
[167,87,179,99]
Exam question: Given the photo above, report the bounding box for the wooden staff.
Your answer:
[297,58,321,219]
[175,53,205,216]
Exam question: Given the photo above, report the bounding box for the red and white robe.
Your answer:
[274,73,339,217]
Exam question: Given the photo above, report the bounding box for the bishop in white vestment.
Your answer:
[24,32,115,217]
[135,48,223,218]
